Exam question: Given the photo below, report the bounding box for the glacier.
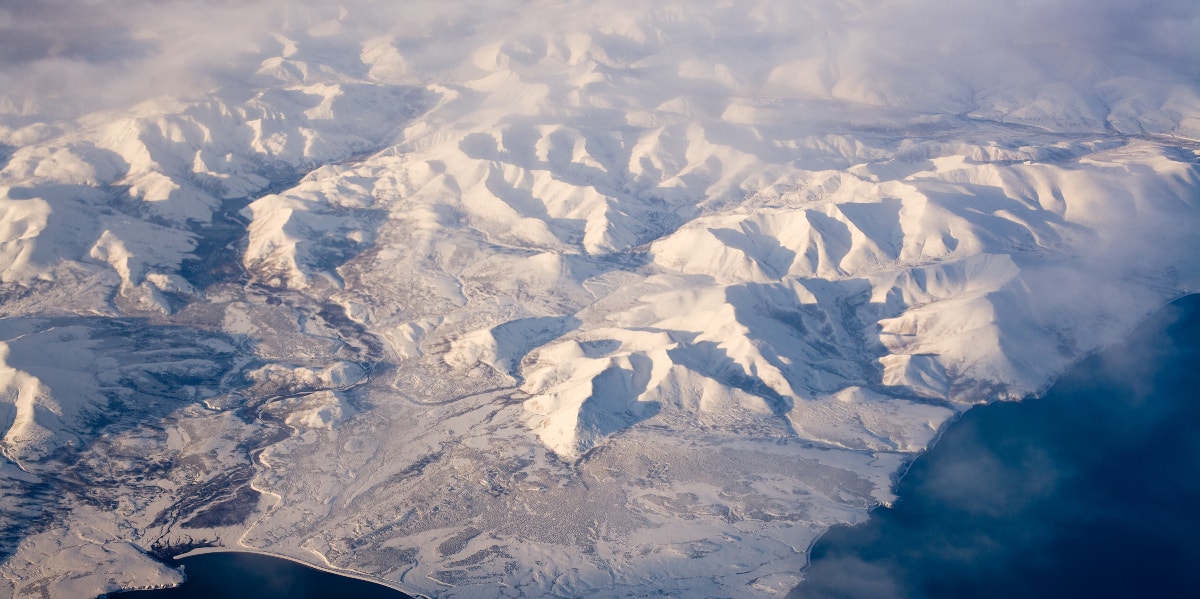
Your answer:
[1,1,1199,597]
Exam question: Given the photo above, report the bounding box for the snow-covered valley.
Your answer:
[1,1,1198,597]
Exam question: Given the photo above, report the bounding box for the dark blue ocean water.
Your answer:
[115,552,412,599]
[791,295,1200,598]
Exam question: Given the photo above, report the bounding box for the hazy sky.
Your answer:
[1,0,1196,123]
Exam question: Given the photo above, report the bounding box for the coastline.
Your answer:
[790,292,1200,597]
[114,293,1200,599]
[178,547,422,597]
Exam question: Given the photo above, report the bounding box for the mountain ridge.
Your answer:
[1,1,1199,597]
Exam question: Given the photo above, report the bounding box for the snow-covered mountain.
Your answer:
[1,1,1198,597]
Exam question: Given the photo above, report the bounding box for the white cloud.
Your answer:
[0,0,1196,128]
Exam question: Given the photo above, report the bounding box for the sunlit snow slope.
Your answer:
[1,1,1199,597]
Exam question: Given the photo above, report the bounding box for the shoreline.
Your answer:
[791,290,1200,593]
[790,291,1200,596]
[116,293,1200,599]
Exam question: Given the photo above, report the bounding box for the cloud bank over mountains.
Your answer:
[2,0,1197,128]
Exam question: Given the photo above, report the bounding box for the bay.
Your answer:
[115,551,412,599]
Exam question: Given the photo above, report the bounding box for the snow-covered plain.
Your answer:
[1,1,1199,597]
